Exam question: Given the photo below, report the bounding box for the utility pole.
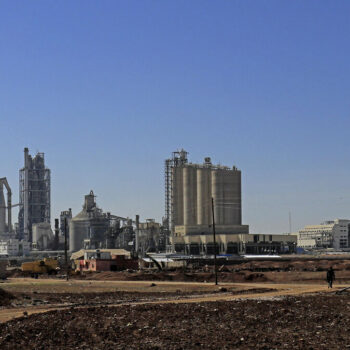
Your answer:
[288,210,292,234]
[211,197,218,285]
[64,217,69,281]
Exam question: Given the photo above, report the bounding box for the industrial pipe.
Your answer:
[0,177,12,232]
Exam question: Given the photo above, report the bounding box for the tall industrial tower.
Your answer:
[164,149,189,239]
[18,148,51,241]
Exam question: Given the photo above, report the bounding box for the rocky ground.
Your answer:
[1,294,350,349]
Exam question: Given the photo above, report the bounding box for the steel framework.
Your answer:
[164,149,188,247]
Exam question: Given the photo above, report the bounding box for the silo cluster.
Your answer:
[172,157,242,228]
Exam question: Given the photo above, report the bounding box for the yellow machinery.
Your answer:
[21,258,59,276]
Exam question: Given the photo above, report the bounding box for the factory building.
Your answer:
[165,150,296,255]
[165,150,248,254]
[18,148,51,242]
[69,190,141,253]
[72,249,138,272]
[135,219,161,255]
[165,150,248,238]
[297,219,350,250]
[0,239,30,256]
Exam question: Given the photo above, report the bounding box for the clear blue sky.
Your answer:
[1,1,350,234]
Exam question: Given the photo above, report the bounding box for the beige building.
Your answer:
[297,219,350,250]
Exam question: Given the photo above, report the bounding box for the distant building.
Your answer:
[136,219,161,254]
[71,249,138,272]
[0,239,30,256]
[297,219,350,250]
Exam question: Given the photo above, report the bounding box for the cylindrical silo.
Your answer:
[211,170,224,225]
[197,167,211,225]
[225,169,241,225]
[69,211,90,252]
[183,166,197,226]
[89,217,110,248]
[172,166,184,226]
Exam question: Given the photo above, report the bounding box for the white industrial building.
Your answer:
[297,219,350,250]
[0,239,30,256]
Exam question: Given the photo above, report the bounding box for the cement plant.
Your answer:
[2,148,350,350]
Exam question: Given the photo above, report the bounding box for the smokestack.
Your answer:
[24,147,29,168]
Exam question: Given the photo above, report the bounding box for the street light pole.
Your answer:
[211,197,218,285]
[64,217,69,281]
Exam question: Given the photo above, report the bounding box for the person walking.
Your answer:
[327,267,335,288]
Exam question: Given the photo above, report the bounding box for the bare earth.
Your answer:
[1,260,349,349]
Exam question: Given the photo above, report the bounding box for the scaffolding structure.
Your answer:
[164,149,188,247]
[18,148,51,241]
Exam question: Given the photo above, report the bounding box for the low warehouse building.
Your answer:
[72,249,138,272]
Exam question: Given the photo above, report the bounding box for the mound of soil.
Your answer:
[0,288,15,306]
[1,295,350,349]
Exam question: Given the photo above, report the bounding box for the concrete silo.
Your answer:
[172,166,184,226]
[165,150,247,243]
[69,191,109,252]
[183,166,197,226]
[196,166,211,226]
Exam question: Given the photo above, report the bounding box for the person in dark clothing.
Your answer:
[327,267,335,288]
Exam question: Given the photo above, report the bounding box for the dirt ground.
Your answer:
[1,258,350,349]
[1,294,350,349]
[7,257,350,284]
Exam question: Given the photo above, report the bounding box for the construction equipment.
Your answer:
[21,258,59,277]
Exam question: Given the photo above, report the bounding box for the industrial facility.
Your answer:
[68,190,164,254]
[0,147,298,258]
[165,149,296,255]
[18,148,50,242]
[297,219,350,250]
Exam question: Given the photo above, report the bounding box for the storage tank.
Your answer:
[69,191,109,252]
[183,166,197,225]
[197,167,211,225]
[211,168,241,226]
[69,210,91,252]
[211,170,224,225]
[172,166,184,226]
[222,169,241,225]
